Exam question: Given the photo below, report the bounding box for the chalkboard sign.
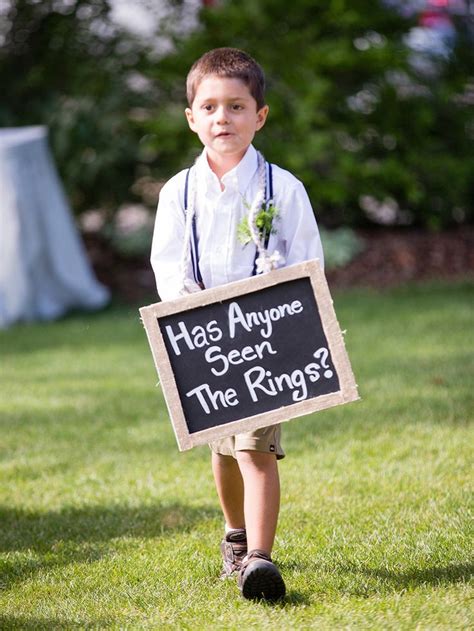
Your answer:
[140,260,358,451]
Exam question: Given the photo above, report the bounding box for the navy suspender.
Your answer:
[184,168,203,286]
[183,162,274,284]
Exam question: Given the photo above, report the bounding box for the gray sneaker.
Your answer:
[220,528,247,579]
[238,549,286,601]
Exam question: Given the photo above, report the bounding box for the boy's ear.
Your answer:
[185,107,197,132]
[256,104,269,131]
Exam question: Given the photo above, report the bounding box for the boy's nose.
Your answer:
[216,106,229,124]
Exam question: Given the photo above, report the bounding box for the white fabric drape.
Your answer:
[0,126,109,328]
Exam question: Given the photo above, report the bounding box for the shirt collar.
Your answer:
[195,145,259,196]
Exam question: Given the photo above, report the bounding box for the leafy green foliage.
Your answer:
[320,227,365,269]
[1,1,472,229]
[0,0,150,212]
[143,0,474,229]
[237,202,279,245]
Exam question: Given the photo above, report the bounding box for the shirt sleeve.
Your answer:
[150,174,193,301]
[279,178,325,270]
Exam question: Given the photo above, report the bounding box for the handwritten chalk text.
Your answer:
[227,300,303,339]
[204,340,277,377]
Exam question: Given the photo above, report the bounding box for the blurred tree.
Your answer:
[0,0,155,213]
[1,0,472,229]
[142,0,474,228]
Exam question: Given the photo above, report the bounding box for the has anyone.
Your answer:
[164,298,304,358]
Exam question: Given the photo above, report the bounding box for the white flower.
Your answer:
[255,250,285,274]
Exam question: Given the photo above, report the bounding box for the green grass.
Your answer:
[1,281,473,629]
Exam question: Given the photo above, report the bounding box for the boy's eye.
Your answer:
[232,104,243,110]
[202,104,214,111]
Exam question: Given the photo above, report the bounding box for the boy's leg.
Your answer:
[212,452,247,578]
[235,450,285,601]
[235,450,280,554]
[211,452,245,528]
[210,427,285,599]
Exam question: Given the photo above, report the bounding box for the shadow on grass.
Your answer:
[0,614,113,630]
[0,502,218,591]
[281,589,311,606]
[0,503,218,552]
[339,560,473,595]
[276,558,472,599]
[239,589,311,609]
[360,562,474,588]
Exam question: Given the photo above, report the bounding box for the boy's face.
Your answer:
[185,75,269,166]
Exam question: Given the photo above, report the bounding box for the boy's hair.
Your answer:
[186,48,266,110]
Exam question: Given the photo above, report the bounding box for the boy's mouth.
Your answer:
[216,132,233,138]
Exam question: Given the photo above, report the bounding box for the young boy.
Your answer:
[151,48,324,601]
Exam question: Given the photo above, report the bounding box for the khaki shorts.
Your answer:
[209,424,285,460]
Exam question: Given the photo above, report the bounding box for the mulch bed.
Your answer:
[325,227,474,290]
[84,227,474,304]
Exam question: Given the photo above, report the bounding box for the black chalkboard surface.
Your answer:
[140,260,358,451]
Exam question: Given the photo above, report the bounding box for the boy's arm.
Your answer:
[150,176,192,301]
[280,180,325,269]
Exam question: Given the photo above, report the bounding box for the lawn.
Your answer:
[1,281,472,629]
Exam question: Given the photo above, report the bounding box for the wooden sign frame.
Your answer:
[140,259,359,451]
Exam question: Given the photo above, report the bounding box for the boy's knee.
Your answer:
[236,449,277,471]
[212,451,238,469]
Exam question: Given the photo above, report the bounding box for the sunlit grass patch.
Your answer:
[1,282,472,629]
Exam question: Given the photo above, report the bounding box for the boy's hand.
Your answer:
[180,278,204,295]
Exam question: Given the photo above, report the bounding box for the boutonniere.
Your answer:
[237,200,279,246]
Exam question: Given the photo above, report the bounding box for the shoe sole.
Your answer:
[240,560,286,601]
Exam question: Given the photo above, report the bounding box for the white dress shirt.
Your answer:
[151,144,324,301]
